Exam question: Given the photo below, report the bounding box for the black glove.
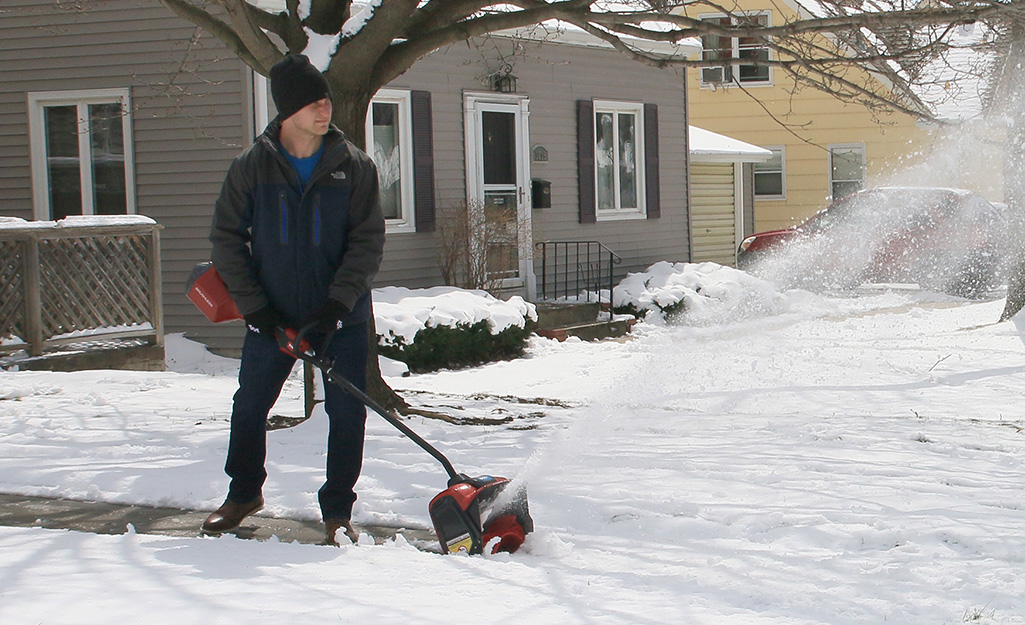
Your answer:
[300,299,350,333]
[244,305,285,338]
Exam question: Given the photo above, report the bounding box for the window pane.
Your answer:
[737,46,770,82]
[831,147,864,182]
[754,172,783,196]
[45,105,82,220]
[701,18,732,63]
[832,180,862,199]
[595,112,615,210]
[754,149,782,173]
[484,192,519,279]
[754,148,783,197]
[618,113,638,209]
[738,17,770,83]
[372,101,402,220]
[89,103,127,215]
[482,111,515,185]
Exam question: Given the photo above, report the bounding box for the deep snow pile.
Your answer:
[2,267,1025,625]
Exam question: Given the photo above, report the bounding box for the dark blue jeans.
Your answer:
[224,322,369,521]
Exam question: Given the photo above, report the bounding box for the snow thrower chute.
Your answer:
[184,263,533,555]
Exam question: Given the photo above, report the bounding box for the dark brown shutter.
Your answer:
[644,103,660,220]
[577,100,596,224]
[411,90,435,232]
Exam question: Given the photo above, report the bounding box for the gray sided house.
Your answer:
[1,0,699,355]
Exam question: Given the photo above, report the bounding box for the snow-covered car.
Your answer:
[736,187,1008,298]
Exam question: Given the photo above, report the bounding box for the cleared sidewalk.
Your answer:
[0,493,436,549]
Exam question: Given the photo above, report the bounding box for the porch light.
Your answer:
[489,70,517,93]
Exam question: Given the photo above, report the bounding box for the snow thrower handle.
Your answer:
[276,324,315,357]
[277,326,464,484]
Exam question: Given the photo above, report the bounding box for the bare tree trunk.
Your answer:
[331,91,413,413]
[999,15,1025,321]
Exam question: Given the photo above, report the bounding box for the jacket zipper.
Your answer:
[279,192,288,245]
[313,194,322,246]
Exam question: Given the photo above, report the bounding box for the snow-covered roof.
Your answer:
[689,126,772,163]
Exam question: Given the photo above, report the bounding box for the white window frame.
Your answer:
[253,71,270,140]
[593,100,646,222]
[828,143,866,200]
[699,12,773,87]
[754,145,786,200]
[366,89,416,234]
[27,88,136,220]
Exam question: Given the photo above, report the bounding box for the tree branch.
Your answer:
[217,0,282,73]
[159,0,266,70]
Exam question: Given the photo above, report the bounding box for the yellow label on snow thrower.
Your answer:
[446,534,474,554]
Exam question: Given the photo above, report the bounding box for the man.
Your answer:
[203,54,385,545]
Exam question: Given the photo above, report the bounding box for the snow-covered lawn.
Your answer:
[3,271,1025,624]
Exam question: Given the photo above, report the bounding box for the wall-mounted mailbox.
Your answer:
[532,179,551,209]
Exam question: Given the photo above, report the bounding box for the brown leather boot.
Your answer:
[201,496,264,534]
[325,518,358,545]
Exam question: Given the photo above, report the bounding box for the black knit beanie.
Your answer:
[269,54,332,122]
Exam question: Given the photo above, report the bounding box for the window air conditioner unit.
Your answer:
[701,66,726,84]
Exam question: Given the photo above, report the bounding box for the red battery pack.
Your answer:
[186,262,242,324]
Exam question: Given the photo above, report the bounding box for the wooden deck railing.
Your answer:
[0,217,163,358]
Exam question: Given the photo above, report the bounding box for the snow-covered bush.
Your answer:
[613,261,807,325]
[374,286,537,372]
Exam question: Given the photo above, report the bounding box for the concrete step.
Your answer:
[533,301,602,330]
[535,317,636,342]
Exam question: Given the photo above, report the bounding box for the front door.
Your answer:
[465,95,534,297]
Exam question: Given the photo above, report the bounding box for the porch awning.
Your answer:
[689,126,772,163]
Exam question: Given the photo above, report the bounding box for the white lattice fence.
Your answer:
[0,218,163,357]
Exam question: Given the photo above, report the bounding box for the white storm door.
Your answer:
[464,95,534,294]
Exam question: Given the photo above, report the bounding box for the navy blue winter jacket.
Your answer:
[209,119,385,326]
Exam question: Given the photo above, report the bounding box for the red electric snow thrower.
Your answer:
[186,262,533,555]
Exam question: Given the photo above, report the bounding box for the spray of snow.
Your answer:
[615,261,820,325]
[742,188,1006,297]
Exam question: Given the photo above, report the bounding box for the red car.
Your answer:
[736,187,1008,298]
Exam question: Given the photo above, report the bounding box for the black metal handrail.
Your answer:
[534,240,622,306]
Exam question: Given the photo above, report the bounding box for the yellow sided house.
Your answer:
[685,0,950,237]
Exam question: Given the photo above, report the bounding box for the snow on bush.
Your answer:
[614,261,814,325]
[373,286,537,346]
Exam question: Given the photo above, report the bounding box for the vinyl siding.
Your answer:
[687,0,936,233]
[1,0,252,354]
[382,37,692,286]
[3,2,693,355]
